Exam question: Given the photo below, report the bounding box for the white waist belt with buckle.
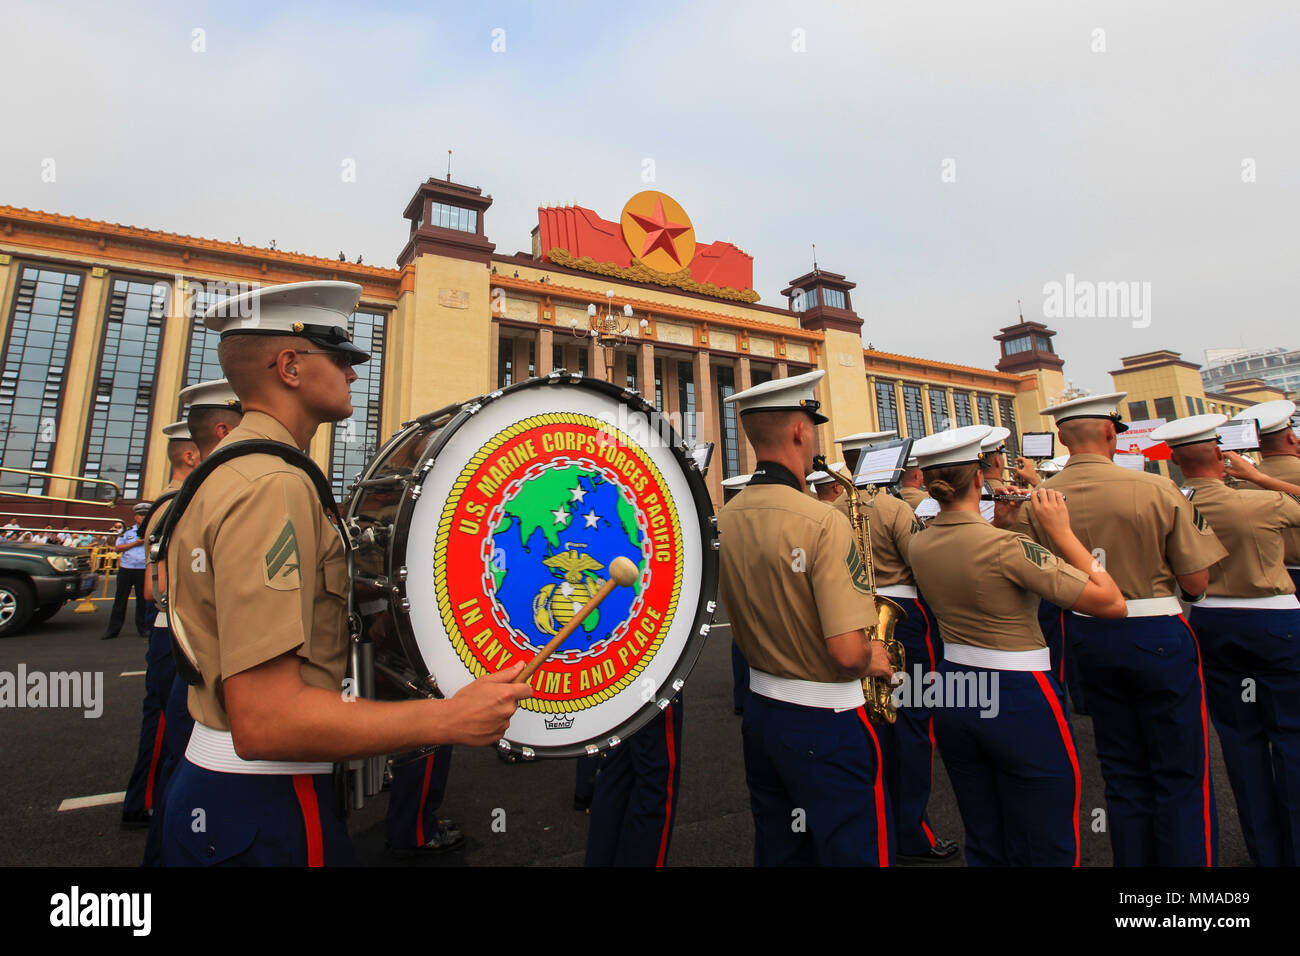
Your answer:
[875,584,918,600]
[1287,565,1300,571]
[155,610,168,629]
[186,722,334,776]
[749,668,865,710]
[943,643,1050,671]
[1198,594,1300,610]
[1074,596,1183,619]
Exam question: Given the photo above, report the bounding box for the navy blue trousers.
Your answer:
[585,696,683,867]
[732,641,749,713]
[574,754,599,805]
[123,619,172,817]
[933,661,1081,866]
[884,596,944,855]
[1042,600,1088,715]
[742,692,893,866]
[385,746,454,848]
[1192,605,1300,867]
[162,761,354,866]
[1067,613,1218,866]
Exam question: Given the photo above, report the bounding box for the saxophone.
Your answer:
[814,455,907,724]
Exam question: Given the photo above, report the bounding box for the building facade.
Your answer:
[1201,346,1300,400]
[0,179,1060,515]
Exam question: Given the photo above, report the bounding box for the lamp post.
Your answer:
[569,289,649,381]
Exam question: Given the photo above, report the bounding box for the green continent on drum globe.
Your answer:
[490,464,646,655]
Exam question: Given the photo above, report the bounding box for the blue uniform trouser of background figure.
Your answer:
[585,694,683,866]
[731,641,749,714]
[885,595,945,856]
[123,606,167,821]
[742,693,893,866]
[933,661,1081,865]
[162,762,355,866]
[386,746,455,849]
[1192,605,1300,867]
[1066,613,1218,866]
[143,663,194,866]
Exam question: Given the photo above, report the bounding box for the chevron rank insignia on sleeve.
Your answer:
[264,519,302,590]
[1020,539,1056,569]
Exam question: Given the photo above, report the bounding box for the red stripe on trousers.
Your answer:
[856,707,891,866]
[914,598,938,848]
[1031,670,1081,867]
[144,712,166,809]
[1058,610,1066,683]
[1179,614,1215,867]
[416,752,436,847]
[291,774,325,867]
[655,703,677,867]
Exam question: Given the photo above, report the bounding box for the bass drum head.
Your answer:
[400,374,717,758]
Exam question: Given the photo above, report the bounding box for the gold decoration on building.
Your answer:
[547,248,760,303]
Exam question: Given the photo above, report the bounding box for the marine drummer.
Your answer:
[833,430,958,863]
[1001,392,1228,866]
[908,426,1125,865]
[162,280,531,866]
[1234,400,1300,591]
[718,370,894,866]
[1154,413,1300,866]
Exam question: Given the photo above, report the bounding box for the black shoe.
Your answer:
[120,809,152,830]
[898,838,960,864]
[733,707,744,716]
[573,794,591,812]
[387,820,465,857]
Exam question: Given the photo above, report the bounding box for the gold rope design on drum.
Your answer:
[434,412,684,714]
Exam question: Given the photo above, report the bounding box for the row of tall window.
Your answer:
[875,379,1014,444]
[0,264,388,501]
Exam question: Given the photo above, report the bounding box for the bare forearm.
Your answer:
[230,686,465,762]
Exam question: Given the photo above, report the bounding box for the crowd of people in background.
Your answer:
[0,516,115,548]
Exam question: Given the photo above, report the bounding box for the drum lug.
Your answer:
[397,566,408,582]
[709,515,718,529]
[410,483,423,500]
[699,623,710,637]
[710,539,720,551]
[706,599,716,615]
[399,597,411,613]
[672,678,685,693]
[656,697,670,711]
[584,744,600,757]
[606,735,621,750]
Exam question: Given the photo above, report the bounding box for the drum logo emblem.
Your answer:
[435,413,685,717]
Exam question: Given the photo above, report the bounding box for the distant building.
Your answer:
[1201,346,1300,399]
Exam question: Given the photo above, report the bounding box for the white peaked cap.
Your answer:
[724,369,828,424]
[179,378,241,410]
[835,431,896,452]
[1150,414,1228,448]
[912,425,992,469]
[161,420,192,441]
[1233,399,1296,436]
[980,427,1011,453]
[721,474,753,489]
[1041,391,1129,433]
[203,280,368,365]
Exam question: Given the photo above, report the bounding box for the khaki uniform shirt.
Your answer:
[984,474,1007,493]
[833,489,921,588]
[1020,453,1227,600]
[899,486,928,510]
[719,463,878,684]
[1259,454,1300,567]
[1182,477,1300,597]
[168,411,349,731]
[910,511,1089,651]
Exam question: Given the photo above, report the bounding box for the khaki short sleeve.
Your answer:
[999,534,1090,608]
[1165,489,1228,575]
[1277,492,1300,529]
[885,494,921,563]
[812,509,879,640]
[211,473,319,680]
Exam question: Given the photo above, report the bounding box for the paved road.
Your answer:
[0,600,1253,867]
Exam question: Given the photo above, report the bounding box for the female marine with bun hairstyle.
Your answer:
[906,426,1125,866]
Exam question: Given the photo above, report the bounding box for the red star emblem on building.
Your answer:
[627,196,691,266]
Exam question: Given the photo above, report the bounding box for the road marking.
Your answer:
[120,670,145,677]
[58,791,125,812]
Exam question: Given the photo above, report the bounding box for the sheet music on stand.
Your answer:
[688,442,715,477]
[1216,420,1259,452]
[1020,432,1055,460]
[852,438,913,487]
[1113,452,1146,471]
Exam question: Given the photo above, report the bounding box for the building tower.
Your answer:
[994,316,1066,436]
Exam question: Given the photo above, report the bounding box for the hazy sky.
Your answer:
[2,1,1295,395]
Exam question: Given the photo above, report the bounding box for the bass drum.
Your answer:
[346,371,718,758]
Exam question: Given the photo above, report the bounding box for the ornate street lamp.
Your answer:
[569,289,649,379]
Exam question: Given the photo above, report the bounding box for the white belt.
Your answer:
[943,643,1050,672]
[186,722,334,776]
[1074,596,1183,619]
[1287,565,1300,571]
[1198,594,1300,610]
[875,584,918,600]
[749,668,865,710]
[155,610,168,628]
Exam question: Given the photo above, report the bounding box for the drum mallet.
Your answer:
[515,556,640,684]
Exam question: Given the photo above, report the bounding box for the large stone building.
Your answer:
[0,178,1064,515]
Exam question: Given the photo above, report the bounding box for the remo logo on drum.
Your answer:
[435,412,685,721]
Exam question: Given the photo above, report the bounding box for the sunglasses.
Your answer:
[267,349,354,370]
